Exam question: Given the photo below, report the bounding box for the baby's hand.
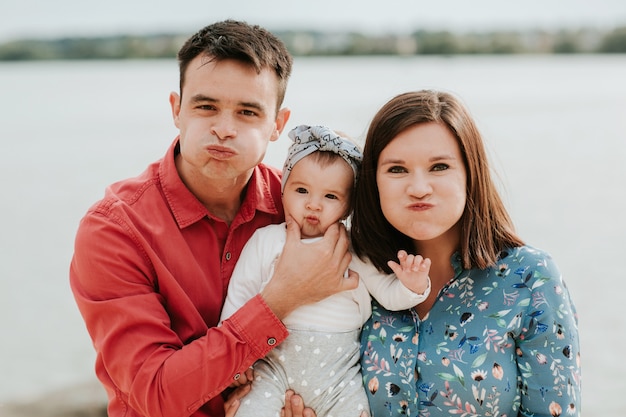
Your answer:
[387,250,431,295]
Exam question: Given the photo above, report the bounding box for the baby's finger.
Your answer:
[387,260,401,275]
[410,255,424,271]
[403,254,415,270]
[420,257,432,272]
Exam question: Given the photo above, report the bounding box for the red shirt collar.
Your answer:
[159,138,281,229]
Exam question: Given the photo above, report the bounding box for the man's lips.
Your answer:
[206,145,236,159]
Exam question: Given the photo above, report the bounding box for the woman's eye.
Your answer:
[432,163,449,172]
[388,166,407,174]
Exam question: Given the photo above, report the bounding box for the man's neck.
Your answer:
[200,178,250,225]
[174,153,254,225]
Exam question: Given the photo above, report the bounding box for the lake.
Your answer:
[1,55,624,416]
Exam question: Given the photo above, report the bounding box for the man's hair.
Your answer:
[177,20,293,111]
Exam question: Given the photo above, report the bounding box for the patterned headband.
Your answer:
[281,125,363,192]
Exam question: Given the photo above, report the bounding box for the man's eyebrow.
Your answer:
[190,94,216,103]
[239,101,266,112]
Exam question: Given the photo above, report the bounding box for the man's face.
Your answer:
[170,55,289,189]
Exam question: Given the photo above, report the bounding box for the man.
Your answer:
[70,20,358,417]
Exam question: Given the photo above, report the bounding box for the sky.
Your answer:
[2,0,626,42]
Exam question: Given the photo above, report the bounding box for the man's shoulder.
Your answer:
[86,160,163,217]
[257,163,282,176]
[255,163,282,187]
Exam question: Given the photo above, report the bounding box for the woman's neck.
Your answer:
[413,224,461,287]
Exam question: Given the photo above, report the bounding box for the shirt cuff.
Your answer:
[227,294,289,357]
[404,276,432,303]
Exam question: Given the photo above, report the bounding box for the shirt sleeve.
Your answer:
[70,212,288,417]
[515,252,581,416]
[351,255,431,311]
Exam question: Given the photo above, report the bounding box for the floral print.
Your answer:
[360,246,581,416]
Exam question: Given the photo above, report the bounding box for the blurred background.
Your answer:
[1,1,625,416]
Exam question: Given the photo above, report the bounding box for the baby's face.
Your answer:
[282,155,353,239]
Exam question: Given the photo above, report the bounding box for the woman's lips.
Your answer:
[408,202,434,211]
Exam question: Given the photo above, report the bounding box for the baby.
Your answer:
[219,125,431,417]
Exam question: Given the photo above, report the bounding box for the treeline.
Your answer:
[1,26,625,61]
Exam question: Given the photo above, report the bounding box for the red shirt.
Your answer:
[70,138,289,417]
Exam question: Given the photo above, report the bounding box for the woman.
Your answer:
[350,90,581,416]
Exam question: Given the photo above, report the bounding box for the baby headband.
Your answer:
[282,125,363,191]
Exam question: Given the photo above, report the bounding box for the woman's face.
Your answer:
[376,122,467,247]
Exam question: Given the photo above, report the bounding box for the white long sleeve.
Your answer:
[220,223,429,331]
[350,254,431,311]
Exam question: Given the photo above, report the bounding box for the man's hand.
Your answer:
[261,217,359,319]
[228,367,254,388]
[223,384,251,417]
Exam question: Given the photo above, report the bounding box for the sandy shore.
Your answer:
[1,381,107,417]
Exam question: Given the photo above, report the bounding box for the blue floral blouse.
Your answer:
[360,246,581,417]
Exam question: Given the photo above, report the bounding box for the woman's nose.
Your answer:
[408,173,432,198]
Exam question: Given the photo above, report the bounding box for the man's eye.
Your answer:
[241,109,257,117]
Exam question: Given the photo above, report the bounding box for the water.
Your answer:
[1,55,624,415]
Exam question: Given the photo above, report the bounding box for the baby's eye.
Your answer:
[295,187,308,194]
[325,194,339,200]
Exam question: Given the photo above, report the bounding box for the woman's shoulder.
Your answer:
[499,245,557,266]
[500,244,554,261]
[495,244,562,285]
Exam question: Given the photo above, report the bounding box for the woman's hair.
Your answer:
[176,20,293,111]
[351,90,523,272]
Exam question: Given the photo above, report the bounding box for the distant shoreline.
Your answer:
[1,380,107,417]
[1,26,625,60]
